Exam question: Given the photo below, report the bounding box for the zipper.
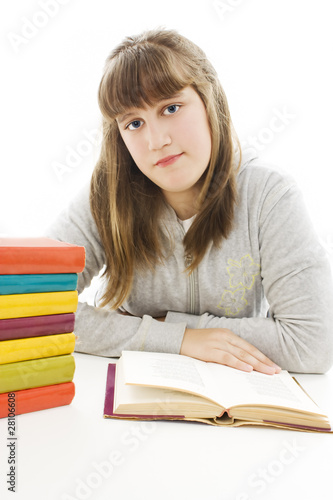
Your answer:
[185,253,196,314]
[179,223,198,315]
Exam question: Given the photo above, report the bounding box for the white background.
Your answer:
[0,0,332,260]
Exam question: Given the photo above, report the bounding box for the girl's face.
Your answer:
[117,85,212,217]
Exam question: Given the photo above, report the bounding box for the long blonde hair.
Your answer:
[90,28,241,309]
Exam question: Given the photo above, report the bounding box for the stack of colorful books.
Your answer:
[0,237,85,418]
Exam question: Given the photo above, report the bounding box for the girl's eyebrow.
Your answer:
[117,92,184,125]
[117,111,140,125]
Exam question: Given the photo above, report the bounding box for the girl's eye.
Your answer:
[125,104,180,130]
[127,120,143,131]
[164,104,180,115]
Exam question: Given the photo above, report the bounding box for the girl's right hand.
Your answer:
[180,328,281,375]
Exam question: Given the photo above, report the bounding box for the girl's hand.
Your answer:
[180,328,281,375]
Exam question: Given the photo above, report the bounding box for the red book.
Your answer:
[0,382,75,418]
[0,237,85,274]
[0,313,75,341]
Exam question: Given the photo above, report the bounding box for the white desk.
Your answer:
[1,352,332,500]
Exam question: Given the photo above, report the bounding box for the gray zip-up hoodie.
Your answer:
[47,148,333,373]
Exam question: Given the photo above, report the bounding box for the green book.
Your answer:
[0,354,75,393]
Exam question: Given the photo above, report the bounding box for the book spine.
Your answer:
[0,354,76,393]
[0,313,75,341]
[0,246,85,274]
[0,273,78,295]
[0,382,75,418]
[0,291,78,320]
[0,332,76,364]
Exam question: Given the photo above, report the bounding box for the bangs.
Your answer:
[98,43,195,121]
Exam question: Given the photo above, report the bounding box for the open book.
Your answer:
[103,351,331,433]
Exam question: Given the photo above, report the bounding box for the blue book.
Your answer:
[0,274,78,295]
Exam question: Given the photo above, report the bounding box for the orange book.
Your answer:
[0,382,75,418]
[0,237,85,274]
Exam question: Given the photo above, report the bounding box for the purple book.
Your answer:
[0,313,75,341]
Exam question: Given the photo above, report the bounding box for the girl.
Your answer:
[48,28,333,374]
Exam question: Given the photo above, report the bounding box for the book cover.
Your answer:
[0,273,78,295]
[0,382,75,418]
[0,237,85,274]
[0,313,75,341]
[0,332,75,364]
[0,354,75,393]
[0,290,78,319]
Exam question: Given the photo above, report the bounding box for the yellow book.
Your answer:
[0,332,75,364]
[0,291,78,319]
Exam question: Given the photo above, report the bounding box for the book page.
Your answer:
[116,361,216,412]
[121,351,221,404]
[121,351,322,415]
[209,363,321,414]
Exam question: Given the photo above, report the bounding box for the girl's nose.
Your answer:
[147,122,171,151]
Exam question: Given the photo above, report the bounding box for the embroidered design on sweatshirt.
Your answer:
[217,254,260,315]
[227,254,260,289]
[217,288,248,316]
